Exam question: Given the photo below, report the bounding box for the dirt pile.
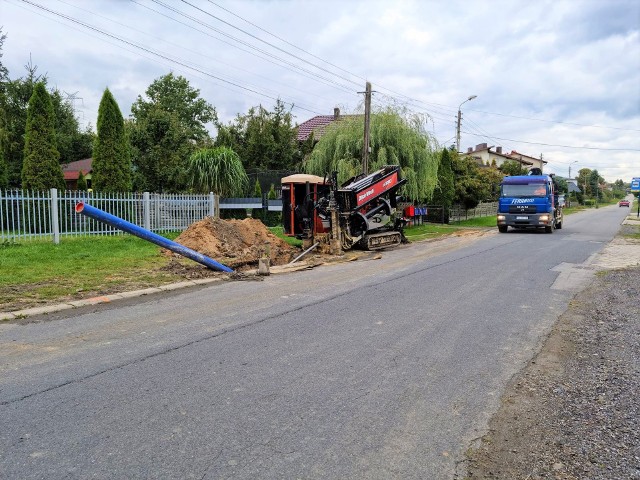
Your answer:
[171,217,297,269]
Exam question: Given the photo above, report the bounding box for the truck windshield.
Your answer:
[502,184,547,197]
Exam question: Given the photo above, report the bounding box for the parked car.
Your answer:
[619,199,630,207]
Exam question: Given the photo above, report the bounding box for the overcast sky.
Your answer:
[2,0,639,183]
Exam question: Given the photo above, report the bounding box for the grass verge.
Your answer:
[0,233,184,312]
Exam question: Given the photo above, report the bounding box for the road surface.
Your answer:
[0,205,629,479]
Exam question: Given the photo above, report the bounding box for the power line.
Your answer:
[207,0,367,85]
[54,0,340,107]
[467,109,640,132]
[148,0,357,94]
[462,130,640,152]
[18,0,323,115]
[180,0,362,89]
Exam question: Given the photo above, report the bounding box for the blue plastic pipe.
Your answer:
[75,202,233,273]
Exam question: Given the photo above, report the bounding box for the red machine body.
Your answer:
[281,166,407,250]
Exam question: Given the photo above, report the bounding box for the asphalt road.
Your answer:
[0,205,630,479]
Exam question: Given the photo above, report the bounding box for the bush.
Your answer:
[220,209,248,220]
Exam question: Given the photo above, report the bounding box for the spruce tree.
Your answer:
[431,148,455,223]
[0,151,7,190]
[92,88,131,192]
[21,82,64,191]
[77,170,87,191]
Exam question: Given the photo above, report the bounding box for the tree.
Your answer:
[21,83,64,190]
[589,169,603,203]
[130,73,215,191]
[0,140,7,189]
[477,166,504,202]
[2,61,44,187]
[499,159,528,176]
[0,28,8,83]
[253,178,262,197]
[451,154,484,209]
[431,148,455,222]
[186,146,248,197]
[555,177,568,195]
[577,168,592,196]
[305,107,439,202]
[214,99,300,172]
[92,88,131,192]
[1,58,92,187]
[50,89,94,163]
[77,170,88,191]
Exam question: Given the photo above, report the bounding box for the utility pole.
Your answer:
[456,109,462,153]
[362,82,372,175]
[456,95,477,152]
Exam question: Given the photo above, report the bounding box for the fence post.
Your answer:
[50,188,60,244]
[143,192,150,231]
[212,193,220,219]
[209,192,215,218]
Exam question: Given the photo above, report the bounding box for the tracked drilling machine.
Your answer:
[282,165,407,252]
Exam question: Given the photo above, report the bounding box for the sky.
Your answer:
[1,0,639,184]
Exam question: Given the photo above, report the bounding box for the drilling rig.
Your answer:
[282,165,407,251]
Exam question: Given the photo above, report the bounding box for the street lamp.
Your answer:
[568,161,578,179]
[456,95,477,152]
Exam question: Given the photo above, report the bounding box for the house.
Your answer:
[296,108,358,143]
[508,150,547,171]
[464,143,533,169]
[62,158,92,190]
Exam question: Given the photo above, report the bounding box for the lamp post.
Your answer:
[456,95,477,152]
[568,161,578,207]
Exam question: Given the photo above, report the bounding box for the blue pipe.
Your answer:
[75,202,233,273]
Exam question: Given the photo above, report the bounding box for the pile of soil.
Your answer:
[170,217,297,270]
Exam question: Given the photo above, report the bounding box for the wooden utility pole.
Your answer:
[362,82,372,175]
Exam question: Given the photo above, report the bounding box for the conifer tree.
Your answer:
[432,148,455,221]
[21,82,64,190]
[0,152,7,190]
[77,170,87,191]
[92,88,131,192]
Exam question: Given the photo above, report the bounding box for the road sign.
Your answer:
[631,177,640,192]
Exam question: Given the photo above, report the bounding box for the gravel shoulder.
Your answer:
[464,223,640,479]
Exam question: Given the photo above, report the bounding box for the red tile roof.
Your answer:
[296,115,336,142]
[62,158,92,180]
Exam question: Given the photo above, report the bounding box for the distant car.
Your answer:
[619,200,630,207]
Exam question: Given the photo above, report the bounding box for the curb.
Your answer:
[0,277,224,321]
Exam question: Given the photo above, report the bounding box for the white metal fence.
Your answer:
[0,189,284,244]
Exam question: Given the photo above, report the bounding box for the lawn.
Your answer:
[0,234,185,312]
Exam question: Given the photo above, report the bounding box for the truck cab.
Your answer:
[497,172,563,233]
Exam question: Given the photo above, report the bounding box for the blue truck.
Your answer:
[497,169,563,233]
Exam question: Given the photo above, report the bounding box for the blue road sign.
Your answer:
[631,177,640,192]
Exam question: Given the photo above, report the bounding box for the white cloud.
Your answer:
[1,0,638,182]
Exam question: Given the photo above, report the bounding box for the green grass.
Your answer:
[404,223,464,241]
[453,216,497,227]
[0,233,184,311]
[268,226,303,247]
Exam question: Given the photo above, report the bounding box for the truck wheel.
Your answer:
[556,220,562,229]
[545,224,553,233]
[498,225,508,233]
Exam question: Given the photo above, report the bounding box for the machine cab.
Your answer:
[281,174,330,237]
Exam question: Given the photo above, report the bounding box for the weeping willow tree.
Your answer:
[304,107,439,202]
[186,146,248,197]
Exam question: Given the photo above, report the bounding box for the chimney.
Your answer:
[476,143,488,150]
[467,147,473,153]
[496,146,502,154]
[334,107,340,120]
